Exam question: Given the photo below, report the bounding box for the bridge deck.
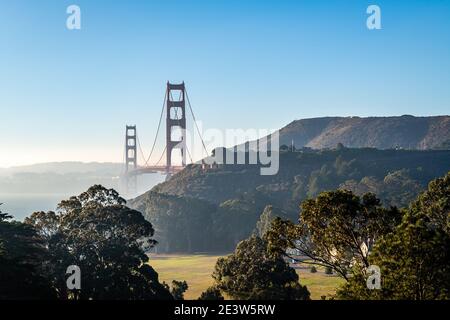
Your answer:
[127,166,185,176]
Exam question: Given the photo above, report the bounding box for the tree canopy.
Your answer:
[212,235,310,300]
[24,185,172,300]
[266,172,450,300]
[0,207,55,300]
[266,190,401,280]
[337,172,450,299]
[131,148,449,254]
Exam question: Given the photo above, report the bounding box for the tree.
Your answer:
[170,280,188,300]
[381,169,423,207]
[409,172,450,235]
[135,192,216,253]
[337,210,450,300]
[339,169,424,208]
[337,172,450,300]
[199,287,224,300]
[255,205,290,238]
[25,185,172,300]
[130,148,450,254]
[0,207,55,300]
[266,190,402,280]
[214,196,266,249]
[212,235,310,300]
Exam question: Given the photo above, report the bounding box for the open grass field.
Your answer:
[293,264,345,299]
[149,254,345,300]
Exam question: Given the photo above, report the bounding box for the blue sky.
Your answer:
[0,0,449,167]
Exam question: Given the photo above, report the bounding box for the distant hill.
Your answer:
[0,162,124,196]
[0,162,123,176]
[278,115,450,150]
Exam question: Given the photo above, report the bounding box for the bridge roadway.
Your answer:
[126,165,185,176]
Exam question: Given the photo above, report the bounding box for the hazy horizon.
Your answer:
[0,160,122,170]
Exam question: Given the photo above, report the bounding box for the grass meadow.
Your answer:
[149,254,345,300]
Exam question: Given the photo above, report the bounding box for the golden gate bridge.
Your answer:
[122,82,209,195]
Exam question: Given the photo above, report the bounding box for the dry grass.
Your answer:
[149,254,221,300]
[293,264,345,300]
[149,254,344,300]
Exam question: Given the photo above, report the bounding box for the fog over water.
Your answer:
[0,193,66,221]
[0,162,166,221]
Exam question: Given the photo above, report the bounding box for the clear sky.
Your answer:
[0,0,449,167]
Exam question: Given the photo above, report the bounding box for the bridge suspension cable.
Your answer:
[155,145,167,166]
[136,133,149,167]
[185,88,209,158]
[143,89,167,166]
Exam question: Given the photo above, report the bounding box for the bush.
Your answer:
[325,267,333,275]
[199,287,224,300]
[310,266,317,273]
[171,280,188,300]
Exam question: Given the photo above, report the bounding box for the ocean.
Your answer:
[0,172,167,221]
[0,193,68,221]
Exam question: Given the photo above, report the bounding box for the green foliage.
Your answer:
[341,169,424,208]
[374,213,449,299]
[216,195,269,249]
[132,192,218,252]
[170,280,189,300]
[212,235,310,300]
[0,207,56,300]
[409,171,450,234]
[325,267,333,275]
[25,185,172,300]
[267,190,401,280]
[198,286,224,300]
[255,205,290,238]
[134,191,271,252]
[336,172,450,300]
[310,266,317,273]
[131,149,450,253]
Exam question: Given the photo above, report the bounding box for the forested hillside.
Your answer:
[130,148,450,253]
